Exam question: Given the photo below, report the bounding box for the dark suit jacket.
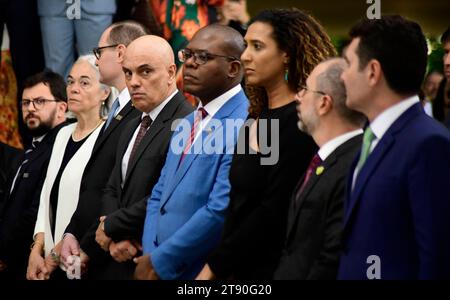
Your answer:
[338,103,450,280]
[0,122,66,279]
[0,142,22,203]
[65,100,140,241]
[80,91,193,279]
[274,134,362,280]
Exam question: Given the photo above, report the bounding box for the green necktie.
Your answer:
[356,126,376,171]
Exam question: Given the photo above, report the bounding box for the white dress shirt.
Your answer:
[114,88,131,117]
[194,84,242,144]
[121,90,178,184]
[318,129,363,161]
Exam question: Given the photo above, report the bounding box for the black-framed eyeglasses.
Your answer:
[21,98,60,110]
[93,44,119,60]
[178,48,239,65]
[298,84,327,96]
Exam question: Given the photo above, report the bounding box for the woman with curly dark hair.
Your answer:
[197,8,336,280]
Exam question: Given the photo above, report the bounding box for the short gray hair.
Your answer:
[316,58,366,126]
[73,54,117,116]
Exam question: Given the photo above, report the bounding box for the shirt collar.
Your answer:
[198,84,242,117]
[117,88,131,109]
[318,129,363,161]
[141,89,179,121]
[370,95,419,141]
[33,134,46,144]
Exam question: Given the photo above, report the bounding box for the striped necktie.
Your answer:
[179,107,208,164]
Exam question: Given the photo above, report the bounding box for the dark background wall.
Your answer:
[247,0,449,37]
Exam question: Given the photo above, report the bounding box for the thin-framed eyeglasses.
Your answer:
[298,84,327,96]
[178,48,240,65]
[21,98,60,110]
[93,44,119,60]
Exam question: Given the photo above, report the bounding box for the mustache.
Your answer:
[25,113,39,121]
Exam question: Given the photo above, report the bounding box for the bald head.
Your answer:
[315,57,365,126]
[126,35,175,67]
[122,35,177,113]
[192,24,246,59]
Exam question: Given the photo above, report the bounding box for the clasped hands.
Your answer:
[95,216,142,263]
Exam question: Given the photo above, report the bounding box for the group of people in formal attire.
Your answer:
[0,7,449,281]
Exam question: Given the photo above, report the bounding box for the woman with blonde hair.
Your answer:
[27,55,112,280]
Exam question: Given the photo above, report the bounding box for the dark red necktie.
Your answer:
[128,115,152,165]
[295,153,322,203]
[179,107,208,164]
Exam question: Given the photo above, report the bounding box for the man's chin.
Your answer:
[28,124,52,137]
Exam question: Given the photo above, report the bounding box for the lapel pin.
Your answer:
[23,173,29,178]
[115,115,123,121]
[316,166,325,176]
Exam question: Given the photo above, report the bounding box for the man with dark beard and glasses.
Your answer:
[0,71,68,279]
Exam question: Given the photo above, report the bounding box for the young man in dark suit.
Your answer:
[338,16,450,280]
[0,71,67,279]
[274,58,365,280]
[77,35,193,279]
[60,21,147,273]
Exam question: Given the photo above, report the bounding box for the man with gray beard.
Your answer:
[275,58,365,280]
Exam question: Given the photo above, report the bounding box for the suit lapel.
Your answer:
[162,90,246,207]
[124,119,164,182]
[286,134,362,242]
[343,134,394,226]
[286,155,336,241]
[343,103,423,227]
[93,100,135,156]
[8,123,64,197]
[123,92,184,186]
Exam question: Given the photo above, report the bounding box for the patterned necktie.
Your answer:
[356,126,376,172]
[179,107,208,164]
[25,140,39,161]
[128,116,152,166]
[10,140,40,194]
[295,153,322,205]
[104,97,120,129]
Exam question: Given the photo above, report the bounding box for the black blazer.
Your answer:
[0,142,22,202]
[0,123,66,279]
[65,100,140,240]
[80,91,193,279]
[208,103,318,279]
[273,134,362,280]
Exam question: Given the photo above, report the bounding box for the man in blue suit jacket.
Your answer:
[134,25,248,280]
[338,15,450,280]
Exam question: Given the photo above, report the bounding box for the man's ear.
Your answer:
[167,64,177,85]
[116,44,127,64]
[367,59,382,87]
[317,94,333,116]
[57,101,68,117]
[228,60,242,78]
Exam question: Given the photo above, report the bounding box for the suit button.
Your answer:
[160,208,166,215]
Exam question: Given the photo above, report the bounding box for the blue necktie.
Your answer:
[105,98,120,129]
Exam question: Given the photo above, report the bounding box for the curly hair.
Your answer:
[245,8,336,117]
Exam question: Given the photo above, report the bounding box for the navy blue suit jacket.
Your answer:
[338,103,450,280]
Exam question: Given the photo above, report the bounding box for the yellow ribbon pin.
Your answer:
[316,166,325,176]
